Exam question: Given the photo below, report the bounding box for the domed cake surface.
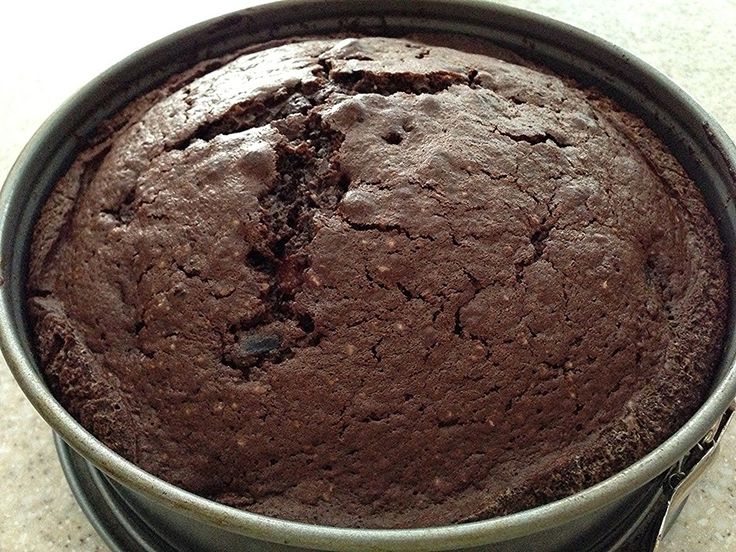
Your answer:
[28,36,728,528]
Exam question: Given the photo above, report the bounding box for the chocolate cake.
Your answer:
[27,36,728,528]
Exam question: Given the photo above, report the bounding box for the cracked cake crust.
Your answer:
[28,36,728,528]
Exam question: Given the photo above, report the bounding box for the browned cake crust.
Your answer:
[27,36,728,528]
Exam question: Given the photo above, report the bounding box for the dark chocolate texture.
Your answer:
[27,36,728,528]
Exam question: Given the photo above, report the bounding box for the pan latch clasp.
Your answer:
[653,402,735,550]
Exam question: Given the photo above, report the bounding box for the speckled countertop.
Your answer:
[1,1,735,550]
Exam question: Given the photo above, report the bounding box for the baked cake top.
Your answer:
[28,36,728,528]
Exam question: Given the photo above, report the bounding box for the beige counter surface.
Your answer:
[1,1,735,550]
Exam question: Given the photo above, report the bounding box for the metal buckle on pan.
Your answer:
[652,402,736,550]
